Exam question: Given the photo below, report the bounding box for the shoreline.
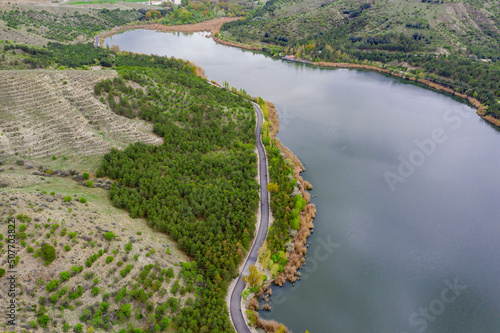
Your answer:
[98,17,240,46]
[245,102,316,333]
[265,102,316,287]
[99,19,499,128]
[209,40,499,128]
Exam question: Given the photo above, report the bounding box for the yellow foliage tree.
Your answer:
[242,264,263,288]
[276,325,287,333]
[267,182,279,193]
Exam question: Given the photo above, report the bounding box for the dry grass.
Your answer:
[252,310,289,333]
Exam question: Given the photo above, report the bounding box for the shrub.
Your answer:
[91,286,100,296]
[125,242,132,253]
[118,304,132,320]
[0,268,5,278]
[65,244,71,251]
[85,180,94,187]
[69,286,83,300]
[63,196,72,202]
[60,271,71,282]
[71,265,83,275]
[170,280,180,295]
[83,172,90,180]
[60,228,67,236]
[46,279,60,292]
[63,323,70,332]
[105,256,114,264]
[50,191,56,195]
[104,231,115,241]
[120,265,133,278]
[37,314,50,327]
[27,246,34,253]
[74,323,83,333]
[79,197,87,203]
[30,320,38,328]
[40,243,56,265]
[52,155,57,160]
[19,224,27,232]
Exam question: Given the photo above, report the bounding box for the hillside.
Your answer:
[0,69,162,172]
[221,0,500,120]
[224,0,500,58]
[0,38,264,331]
[0,163,192,332]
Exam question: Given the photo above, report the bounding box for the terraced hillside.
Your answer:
[0,70,162,172]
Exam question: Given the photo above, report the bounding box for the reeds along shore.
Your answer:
[265,101,316,287]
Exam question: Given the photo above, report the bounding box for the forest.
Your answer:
[93,64,259,331]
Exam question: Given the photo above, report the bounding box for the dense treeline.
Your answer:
[2,42,193,71]
[94,64,259,332]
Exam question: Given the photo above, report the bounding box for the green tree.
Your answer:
[40,243,56,265]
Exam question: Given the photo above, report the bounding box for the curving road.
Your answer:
[229,102,270,333]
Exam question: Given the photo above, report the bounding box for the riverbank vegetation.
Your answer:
[0,38,261,331]
[221,0,500,120]
[0,6,143,43]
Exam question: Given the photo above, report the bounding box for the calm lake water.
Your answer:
[105,31,500,333]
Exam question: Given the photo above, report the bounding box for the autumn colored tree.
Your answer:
[242,264,263,288]
[267,182,279,193]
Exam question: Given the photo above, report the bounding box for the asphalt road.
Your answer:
[229,102,270,333]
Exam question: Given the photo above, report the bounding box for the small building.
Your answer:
[283,55,297,61]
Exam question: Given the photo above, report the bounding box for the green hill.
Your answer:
[222,0,500,119]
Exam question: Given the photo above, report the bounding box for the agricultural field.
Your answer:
[0,161,194,332]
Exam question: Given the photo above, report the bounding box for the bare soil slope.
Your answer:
[0,69,162,171]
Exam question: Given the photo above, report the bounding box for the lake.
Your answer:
[105,30,500,333]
